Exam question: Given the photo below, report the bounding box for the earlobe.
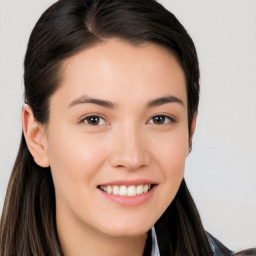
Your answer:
[188,116,197,154]
[22,104,50,168]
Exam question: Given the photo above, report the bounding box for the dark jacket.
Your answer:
[207,233,256,256]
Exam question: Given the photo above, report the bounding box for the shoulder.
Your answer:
[206,232,233,256]
[234,248,256,256]
[206,232,256,256]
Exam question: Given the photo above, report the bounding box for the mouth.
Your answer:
[97,184,154,197]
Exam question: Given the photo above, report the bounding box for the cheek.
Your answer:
[46,125,108,195]
[152,127,188,199]
[151,126,189,170]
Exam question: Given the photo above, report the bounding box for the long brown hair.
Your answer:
[0,0,213,255]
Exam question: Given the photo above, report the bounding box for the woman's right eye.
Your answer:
[82,115,108,126]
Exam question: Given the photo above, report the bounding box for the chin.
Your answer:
[104,228,150,238]
[99,219,153,238]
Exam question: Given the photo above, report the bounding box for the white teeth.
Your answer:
[99,184,152,196]
[136,185,144,195]
[143,185,149,193]
[106,185,112,194]
[100,186,107,192]
[113,185,119,195]
[127,185,136,196]
[119,185,127,196]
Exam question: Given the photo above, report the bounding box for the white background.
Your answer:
[0,0,255,252]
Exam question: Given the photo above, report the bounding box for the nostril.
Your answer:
[107,132,150,169]
[108,152,150,170]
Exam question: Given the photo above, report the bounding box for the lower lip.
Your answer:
[98,186,157,206]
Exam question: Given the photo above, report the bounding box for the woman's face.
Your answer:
[44,40,189,238]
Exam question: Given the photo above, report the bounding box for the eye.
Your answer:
[82,115,108,126]
[147,115,175,125]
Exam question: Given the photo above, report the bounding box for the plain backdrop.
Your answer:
[0,0,255,252]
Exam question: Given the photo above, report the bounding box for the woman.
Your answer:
[0,0,255,255]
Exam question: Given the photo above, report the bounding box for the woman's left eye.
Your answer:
[147,115,175,125]
[82,115,107,126]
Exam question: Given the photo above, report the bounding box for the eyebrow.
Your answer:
[68,96,118,109]
[68,95,184,109]
[147,96,184,108]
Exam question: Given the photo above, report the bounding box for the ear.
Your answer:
[188,115,197,152]
[22,104,50,167]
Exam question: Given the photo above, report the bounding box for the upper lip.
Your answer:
[98,179,158,186]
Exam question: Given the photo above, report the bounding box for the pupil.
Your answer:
[154,116,165,124]
[88,116,99,125]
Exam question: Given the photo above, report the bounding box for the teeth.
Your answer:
[99,184,152,196]
[106,185,112,194]
[100,186,107,192]
[113,185,119,195]
[127,185,136,196]
[136,185,144,195]
[143,185,149,193]
[119,185,127,196]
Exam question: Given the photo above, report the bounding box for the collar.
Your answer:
[151,227,232,256]
[151,226,160,256]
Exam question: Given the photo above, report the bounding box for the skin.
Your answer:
[23,39,195,256]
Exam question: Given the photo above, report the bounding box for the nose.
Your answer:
[108,125,150,170]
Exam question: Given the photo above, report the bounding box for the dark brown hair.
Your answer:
[0,0,213,255]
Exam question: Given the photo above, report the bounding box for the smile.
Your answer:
[98,184,152,197]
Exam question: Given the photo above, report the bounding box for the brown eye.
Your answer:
[83,115,106,126]
[148,115,175,125]
[153,115,166,124]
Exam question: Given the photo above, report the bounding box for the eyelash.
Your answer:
[81,115,109,126]
[81,114,176,126]
[147,114,176,125]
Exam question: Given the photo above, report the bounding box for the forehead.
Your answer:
[53,39,187,107]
